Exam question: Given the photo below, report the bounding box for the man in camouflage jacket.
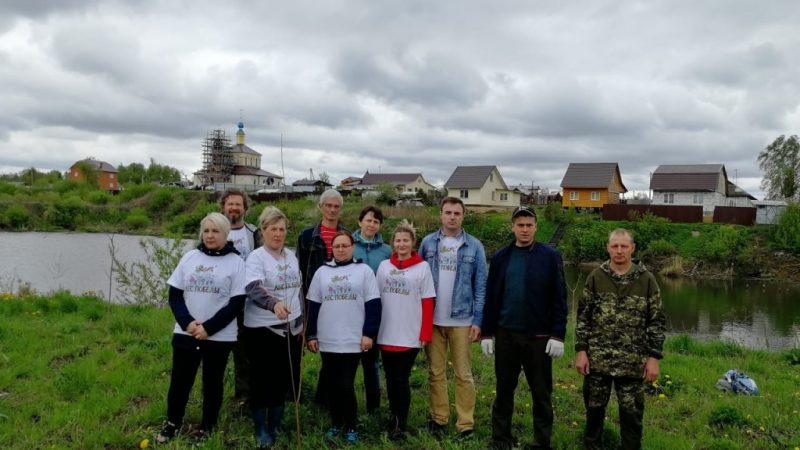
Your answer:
[575,228,666,450]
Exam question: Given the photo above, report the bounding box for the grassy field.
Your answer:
[0,293,798,449]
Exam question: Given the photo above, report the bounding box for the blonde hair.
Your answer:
[198,212,231,241]
[392,219,417,244]
[258,206,288,230]
[608,228,635,244]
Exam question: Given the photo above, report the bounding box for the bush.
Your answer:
[4,204,31,228]
[46,196,87,229]
[543,202,563,223]
[0,181,16,195]
[708,405,748,428]
[642,238,677,258]
[147,188,175,214]
[772,203,800,253]
[124,208,150,230]
[87,190,112,205]
[697,225,750,264]
[117,183,155,202]
[629,212,671,251]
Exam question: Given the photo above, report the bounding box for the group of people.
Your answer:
[155,187,666,450]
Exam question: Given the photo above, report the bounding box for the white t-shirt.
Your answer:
[376,259,436,348]
[167,249,246,342]
[228,226,252,260]
[243,247,303,328]
[433,235,471,327]
[307,263,380,353]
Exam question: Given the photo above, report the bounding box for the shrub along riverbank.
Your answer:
[1,181,799,280]
[0,294,797,449]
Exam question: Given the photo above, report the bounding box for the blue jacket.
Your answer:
[482,241,568,340]
[419,229,487,328]
[352,230,392,274]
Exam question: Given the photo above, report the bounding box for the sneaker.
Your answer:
[344,429,358,444]
[325,426,340,438]
[155,421,179,444]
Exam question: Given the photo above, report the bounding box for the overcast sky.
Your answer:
[1,1,798,198]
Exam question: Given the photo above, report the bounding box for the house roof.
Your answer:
[232,166,281,178]
[559,163,625,191]
[444,166,507,189]
[650,164,726,191]
[726,181,756,200]
[360,172,421,185]
[73,158,118,173]
[293,178,333,186]
[230,144,261,156]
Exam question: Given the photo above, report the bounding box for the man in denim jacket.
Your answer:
[419,196,488,438]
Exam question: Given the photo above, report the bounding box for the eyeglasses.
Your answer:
[332,244,352,249]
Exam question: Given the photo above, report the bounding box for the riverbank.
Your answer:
[0,293,797,449]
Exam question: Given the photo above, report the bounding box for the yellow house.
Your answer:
[560,163,627,209]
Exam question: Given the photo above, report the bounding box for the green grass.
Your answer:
[0,293,798,449]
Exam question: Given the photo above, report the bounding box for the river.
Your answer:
[1,232,798,350]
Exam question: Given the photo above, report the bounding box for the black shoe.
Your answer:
[156,421,179,444]
[457,429,474,440]
[427,419,445,435]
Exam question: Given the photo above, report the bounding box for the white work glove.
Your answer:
[481,338,494,356]
[545,338,564,358]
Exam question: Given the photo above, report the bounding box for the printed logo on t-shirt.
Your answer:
[382,268,411,296]
[186,265,220,293]
[275,264,302,291]
[438,245,458,272]
[324,274,357,301]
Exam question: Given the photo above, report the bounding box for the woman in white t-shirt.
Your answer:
[375,220,436,440]
[242,206,303,448]
[306,230,381,445]
[157,212,246,444]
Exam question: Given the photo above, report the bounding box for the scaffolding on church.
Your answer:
[197,129,233,186]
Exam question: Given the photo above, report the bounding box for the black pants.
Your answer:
[233,311,250,400]
[492,328,553,448]
[381,348,419,430]
[360,346,381,411]
[583,373,645,450]
[166,334,234,430]
[243,326,302,410]
[320,352,361,430]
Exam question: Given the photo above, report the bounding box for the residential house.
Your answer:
[650,164,755,214]
[356,172,437,196]
[292,178,333,194]
[560,163,627,209]
[444,165,520,208]
[68,158,119,191]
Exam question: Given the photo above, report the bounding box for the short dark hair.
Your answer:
[332,230,355,245]
[219,188,250,211]
[511,206,537,223]
[359,205,384,223]
[440,196,465,213]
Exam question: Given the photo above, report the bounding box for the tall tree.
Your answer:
[758,135,800,201]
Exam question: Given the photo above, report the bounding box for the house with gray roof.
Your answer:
[650,164,755,214]
[444,165,520,208]
[356,171,436,196]
[560,162,627,209]
[68,158,119,191]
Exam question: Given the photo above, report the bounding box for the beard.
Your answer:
[225,212,243,225]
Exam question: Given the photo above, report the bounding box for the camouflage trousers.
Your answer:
[582,373,644,450]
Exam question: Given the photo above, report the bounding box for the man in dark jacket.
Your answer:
[481,206,567,450]
[575,228,665,450]
[297,189,347,405]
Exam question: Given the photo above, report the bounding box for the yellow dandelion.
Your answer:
[759,426,765,432]
[525,403,530,408]
[658,393,666,399]
[492,390,497,395]
[665,374,671,378]
[666,381,672,385]
[746,429,752,434]
[571,421,578,427]
[139,438,150,449]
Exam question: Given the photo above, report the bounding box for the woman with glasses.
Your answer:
[375,220,436,440]
[306,230,381,444]
[242,207,303,449]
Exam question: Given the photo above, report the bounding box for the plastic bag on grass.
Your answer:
[715,369,760,395]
